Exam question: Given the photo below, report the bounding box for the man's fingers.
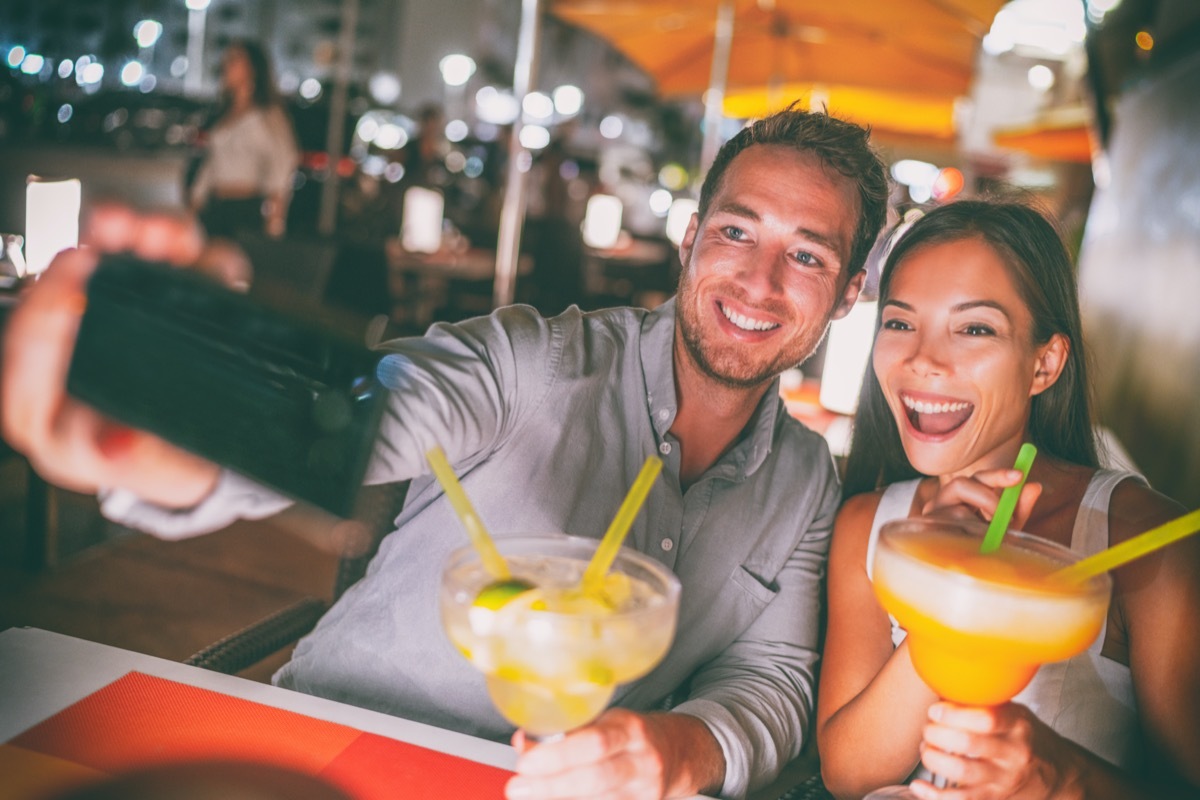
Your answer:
[516,725,623,776]
[83,204,205,265]
[1,248,97,452]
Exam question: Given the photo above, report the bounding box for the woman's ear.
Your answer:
[1030,333,1069,396]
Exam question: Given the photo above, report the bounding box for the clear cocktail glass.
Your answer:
[864,517,1112,799]
[440,533,681,739]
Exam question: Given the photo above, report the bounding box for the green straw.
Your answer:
[1052,508,1200,585]
[426,446,511,581]
[580,455,663,597]
[980,443,1038,554]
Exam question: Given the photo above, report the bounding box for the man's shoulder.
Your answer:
[774,411,838,463]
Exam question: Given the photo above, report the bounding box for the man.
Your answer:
[1,106,888,799]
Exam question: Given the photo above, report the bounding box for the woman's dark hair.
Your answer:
[698,103,889,280]
[841,199,1100,499]
[224,40,279,109]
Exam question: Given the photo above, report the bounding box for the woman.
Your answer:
[817,200,1200,799]
[190,40,299,239]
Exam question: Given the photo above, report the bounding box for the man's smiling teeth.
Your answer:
[721,304,779,331]
[902,396,972,414]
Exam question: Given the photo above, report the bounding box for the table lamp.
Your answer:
[665,198,698,247]
[25,176,81,276]
[582,194,622,250]
[401,187,444,254]
[819,298,878,416]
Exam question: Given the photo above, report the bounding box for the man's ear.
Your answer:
[677,213,699,269]
[1031,333,1069,396]
[831,270,866,321]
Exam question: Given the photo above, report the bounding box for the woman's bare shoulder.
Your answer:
[1108,475,1185,545]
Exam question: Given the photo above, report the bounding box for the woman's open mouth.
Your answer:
[900,393,975,437]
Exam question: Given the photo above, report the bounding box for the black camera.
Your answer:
[67,255,386,517]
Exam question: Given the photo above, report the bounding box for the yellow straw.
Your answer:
[426,446,511,580]
[581,455,664,597]
[1052,507,1200,584]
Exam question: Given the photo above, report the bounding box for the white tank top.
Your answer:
[865,469,1145,771]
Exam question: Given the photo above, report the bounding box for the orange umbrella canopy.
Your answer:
[552,0,1006,136]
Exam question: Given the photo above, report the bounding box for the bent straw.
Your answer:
[1052,507,1200,585]
[981,443,1038,554]
[426,446,511,580]
[581,455,664,597]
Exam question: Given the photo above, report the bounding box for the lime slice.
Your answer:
[473,578,535,610]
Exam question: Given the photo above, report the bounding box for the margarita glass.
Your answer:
[440,534,681,738]
[865,517,1112,799]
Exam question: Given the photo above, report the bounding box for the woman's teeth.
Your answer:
[901,394,975,436]
[721,304,779,331]
[902,396,971,414]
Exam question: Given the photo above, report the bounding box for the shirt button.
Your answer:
[660,538,674,552]
[658,442,672,455]
[658,409,670,421]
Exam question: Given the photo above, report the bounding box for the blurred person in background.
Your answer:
[189,40,299,240]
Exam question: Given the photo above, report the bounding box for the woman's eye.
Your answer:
[963,324,995,336]
[882,319,911,331]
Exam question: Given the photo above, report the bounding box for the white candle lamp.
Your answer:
[401,187,444,254]
[819,299,879,416]
[25,176,81,276]
[582,194,622,250]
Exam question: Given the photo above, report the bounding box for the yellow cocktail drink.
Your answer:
[440,534,681,737]
[873,518,1111,706]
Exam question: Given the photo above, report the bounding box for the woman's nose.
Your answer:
[906,332,950,376]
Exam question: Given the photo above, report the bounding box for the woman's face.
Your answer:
[222,47,252,92]
[872,235,1064,480]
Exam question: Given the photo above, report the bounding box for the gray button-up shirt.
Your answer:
[104,299,840,798]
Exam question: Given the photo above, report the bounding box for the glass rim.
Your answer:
[443,532,682,617]
[878,517,1112,598]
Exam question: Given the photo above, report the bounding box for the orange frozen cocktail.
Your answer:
[872,518,1112,706]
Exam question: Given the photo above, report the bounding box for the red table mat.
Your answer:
[7,671,511,799]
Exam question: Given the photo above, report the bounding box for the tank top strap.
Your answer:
[1069,469,1149,555]
[866,479,922,581]
[1069,468,1147,654]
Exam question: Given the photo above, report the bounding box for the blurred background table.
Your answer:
[384,239,532,328]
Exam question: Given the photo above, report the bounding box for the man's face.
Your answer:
[675,144,864,389]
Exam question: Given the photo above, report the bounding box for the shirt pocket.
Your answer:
[730,564,779,608]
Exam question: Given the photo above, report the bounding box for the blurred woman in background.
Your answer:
[190,40,299,239]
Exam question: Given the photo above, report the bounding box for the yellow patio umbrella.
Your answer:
[552,0,1005,143]
[993,106,1096,163]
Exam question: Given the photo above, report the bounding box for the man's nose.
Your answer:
[736,250,787,297]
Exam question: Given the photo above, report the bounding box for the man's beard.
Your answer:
[675,272,823,390]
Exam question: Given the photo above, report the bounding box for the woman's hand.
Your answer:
[922,469,1042,530]
[908,702,1083,800]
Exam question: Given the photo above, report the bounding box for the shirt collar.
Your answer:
[639,298,782,481]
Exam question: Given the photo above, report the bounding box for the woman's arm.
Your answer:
[816,491,938,799]
[1106,480,1200,794]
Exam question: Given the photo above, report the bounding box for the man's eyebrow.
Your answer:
[710,201,843,254]
[711,201,760,221]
